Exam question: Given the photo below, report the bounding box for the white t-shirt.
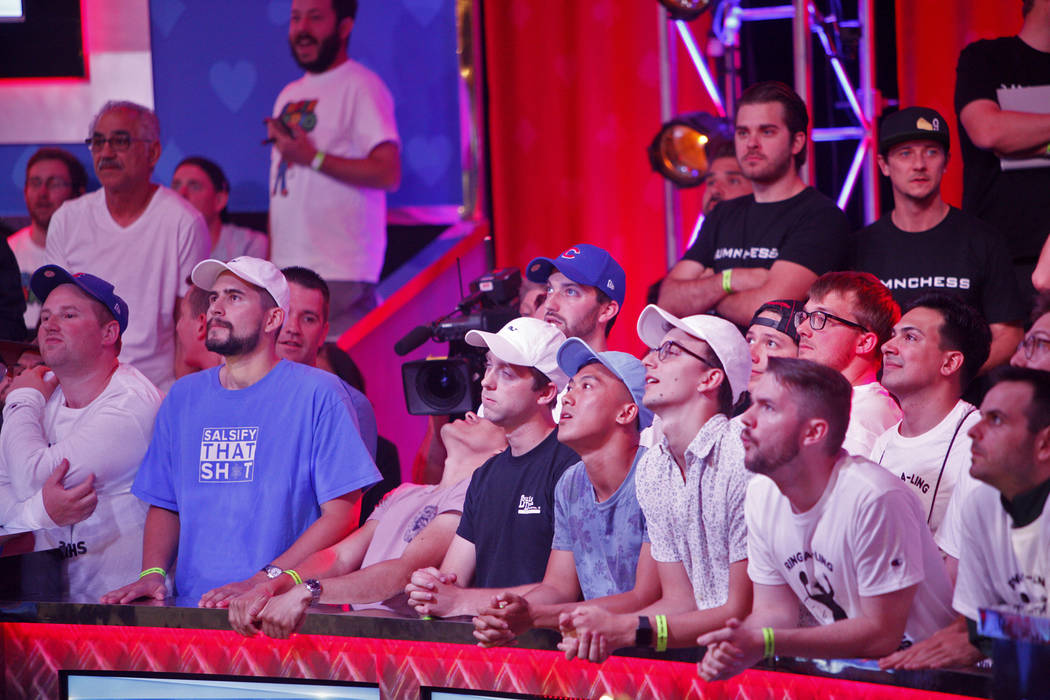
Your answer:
[212,223,269,262]
[953,481,1049,620]
[843,381,902,456]
[8,226,46,329]
[936,468,983,560]
[269,60,400,283]
[45,187,210,392]
[746,452,956,645]
[870,400,979,535]
[0,363,162,599]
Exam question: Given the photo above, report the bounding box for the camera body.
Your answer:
[400,268,522,416]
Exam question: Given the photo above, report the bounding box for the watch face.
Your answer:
[304,578,322,602]
[262,565,283,579]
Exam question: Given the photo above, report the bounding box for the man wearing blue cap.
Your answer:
[0,265,162,599]
[526,244,625,350]
[424,339,652,636]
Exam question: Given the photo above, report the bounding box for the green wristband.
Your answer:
[139,567,166,579]
[722,269,733,294]
[762,627,775,658]
[655,614,668,652]
[284,569,303,585]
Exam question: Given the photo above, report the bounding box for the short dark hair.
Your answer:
[282,266,331,320]
[707,139,737,162]
[322,342,365,393]
[1023,0,1035,17]
[736,80,809,169]
[26,147,88,197]
[766,357,852,454]
[176,156,230,221]
[904,293,991,388]
[186,284,212,319]
[809,271,901,348]
[332,0,357,20]
[529,366,554,393]
[986,365,1050,433]
[699,344,734,416]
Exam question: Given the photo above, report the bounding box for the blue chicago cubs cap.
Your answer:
[556,337,654,429]
[526,244,626,306]
[30,264,129,334]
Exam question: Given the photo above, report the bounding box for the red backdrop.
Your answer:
[894,1,1023,209]
[483,2,1023,352]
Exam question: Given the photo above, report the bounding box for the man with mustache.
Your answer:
[45,101,210,391]
[9,148,87,332]
[525,244,624,351]
[659,81,850,326]
[102,256,379,607]
[698,358,955,681]
[268,0,401,339]
[850,107,1024,369]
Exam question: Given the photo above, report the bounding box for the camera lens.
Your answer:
[417,362,467,412]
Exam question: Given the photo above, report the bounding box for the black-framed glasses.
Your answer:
[1019,334,1050,360]
[655,339,715,367]
[84,133,153,152]
[795,309,869,334]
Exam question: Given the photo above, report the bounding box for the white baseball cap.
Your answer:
[636,304,751,403]
[191,256,290,316]
[465,317,569,391]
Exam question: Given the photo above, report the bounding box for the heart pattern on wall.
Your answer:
[406,134,453,187]
[209,60,258,113]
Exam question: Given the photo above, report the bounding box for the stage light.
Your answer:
[647,112,733,188]
[657,0,713,22]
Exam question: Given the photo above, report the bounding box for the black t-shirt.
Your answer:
[850,207,1026,324]
[955,36,1050,261]
[682,186,850,274]
[456,428,579,589]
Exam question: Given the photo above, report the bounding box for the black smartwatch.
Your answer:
[635,616,653,647]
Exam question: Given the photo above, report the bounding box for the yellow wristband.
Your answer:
[139,567,166,579]
[311,150,326,171]
[655,614,668,652]
[284,569,303,585]
[722,269,733,294]
[762,627,775,658]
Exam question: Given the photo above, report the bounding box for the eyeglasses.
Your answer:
[26,176,72,192]
[84,133,153,152]
[1018,334,1050,360]
[654,339,715,367]
[795,309,869,334]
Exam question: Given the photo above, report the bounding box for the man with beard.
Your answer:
[659,81,850,327]
[696,357,955,681]
[102,257,379,606]
[850,107,1024,369]
[525,244,624,351]
[268,0,401,338]
[9,148,87,331]
[46,101,210,391]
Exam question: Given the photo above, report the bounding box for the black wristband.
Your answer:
[635,616,653,647]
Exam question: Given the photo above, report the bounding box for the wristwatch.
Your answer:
[635,616,653,648]
[261,564,283,579]
[303,578,323,604]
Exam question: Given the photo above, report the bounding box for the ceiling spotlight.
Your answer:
[647,112,733,188]
[658,0,713,22]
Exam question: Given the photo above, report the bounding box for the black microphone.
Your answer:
[394,325,434,356]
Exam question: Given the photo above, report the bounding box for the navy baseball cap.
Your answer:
[749,299,806,344]
[879,106,950,155]
[30,265,129,334]
[526,244,626,305]
[556,338,654,429]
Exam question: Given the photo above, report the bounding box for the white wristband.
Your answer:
[311,150,326,171]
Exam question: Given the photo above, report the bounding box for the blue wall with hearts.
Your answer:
[0,0,462,218]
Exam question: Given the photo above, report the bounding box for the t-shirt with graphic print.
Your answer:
[132,360,381,603]
[551,447,648,600]
[953,480,1049,621]
[456,428,579,589]
[746,452,955,644]
[681,187,849,276]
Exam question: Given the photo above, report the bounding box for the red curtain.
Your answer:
[483,3,718,352]
[894,2,1022,208]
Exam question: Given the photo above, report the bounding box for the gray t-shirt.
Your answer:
[552,447,648,600]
